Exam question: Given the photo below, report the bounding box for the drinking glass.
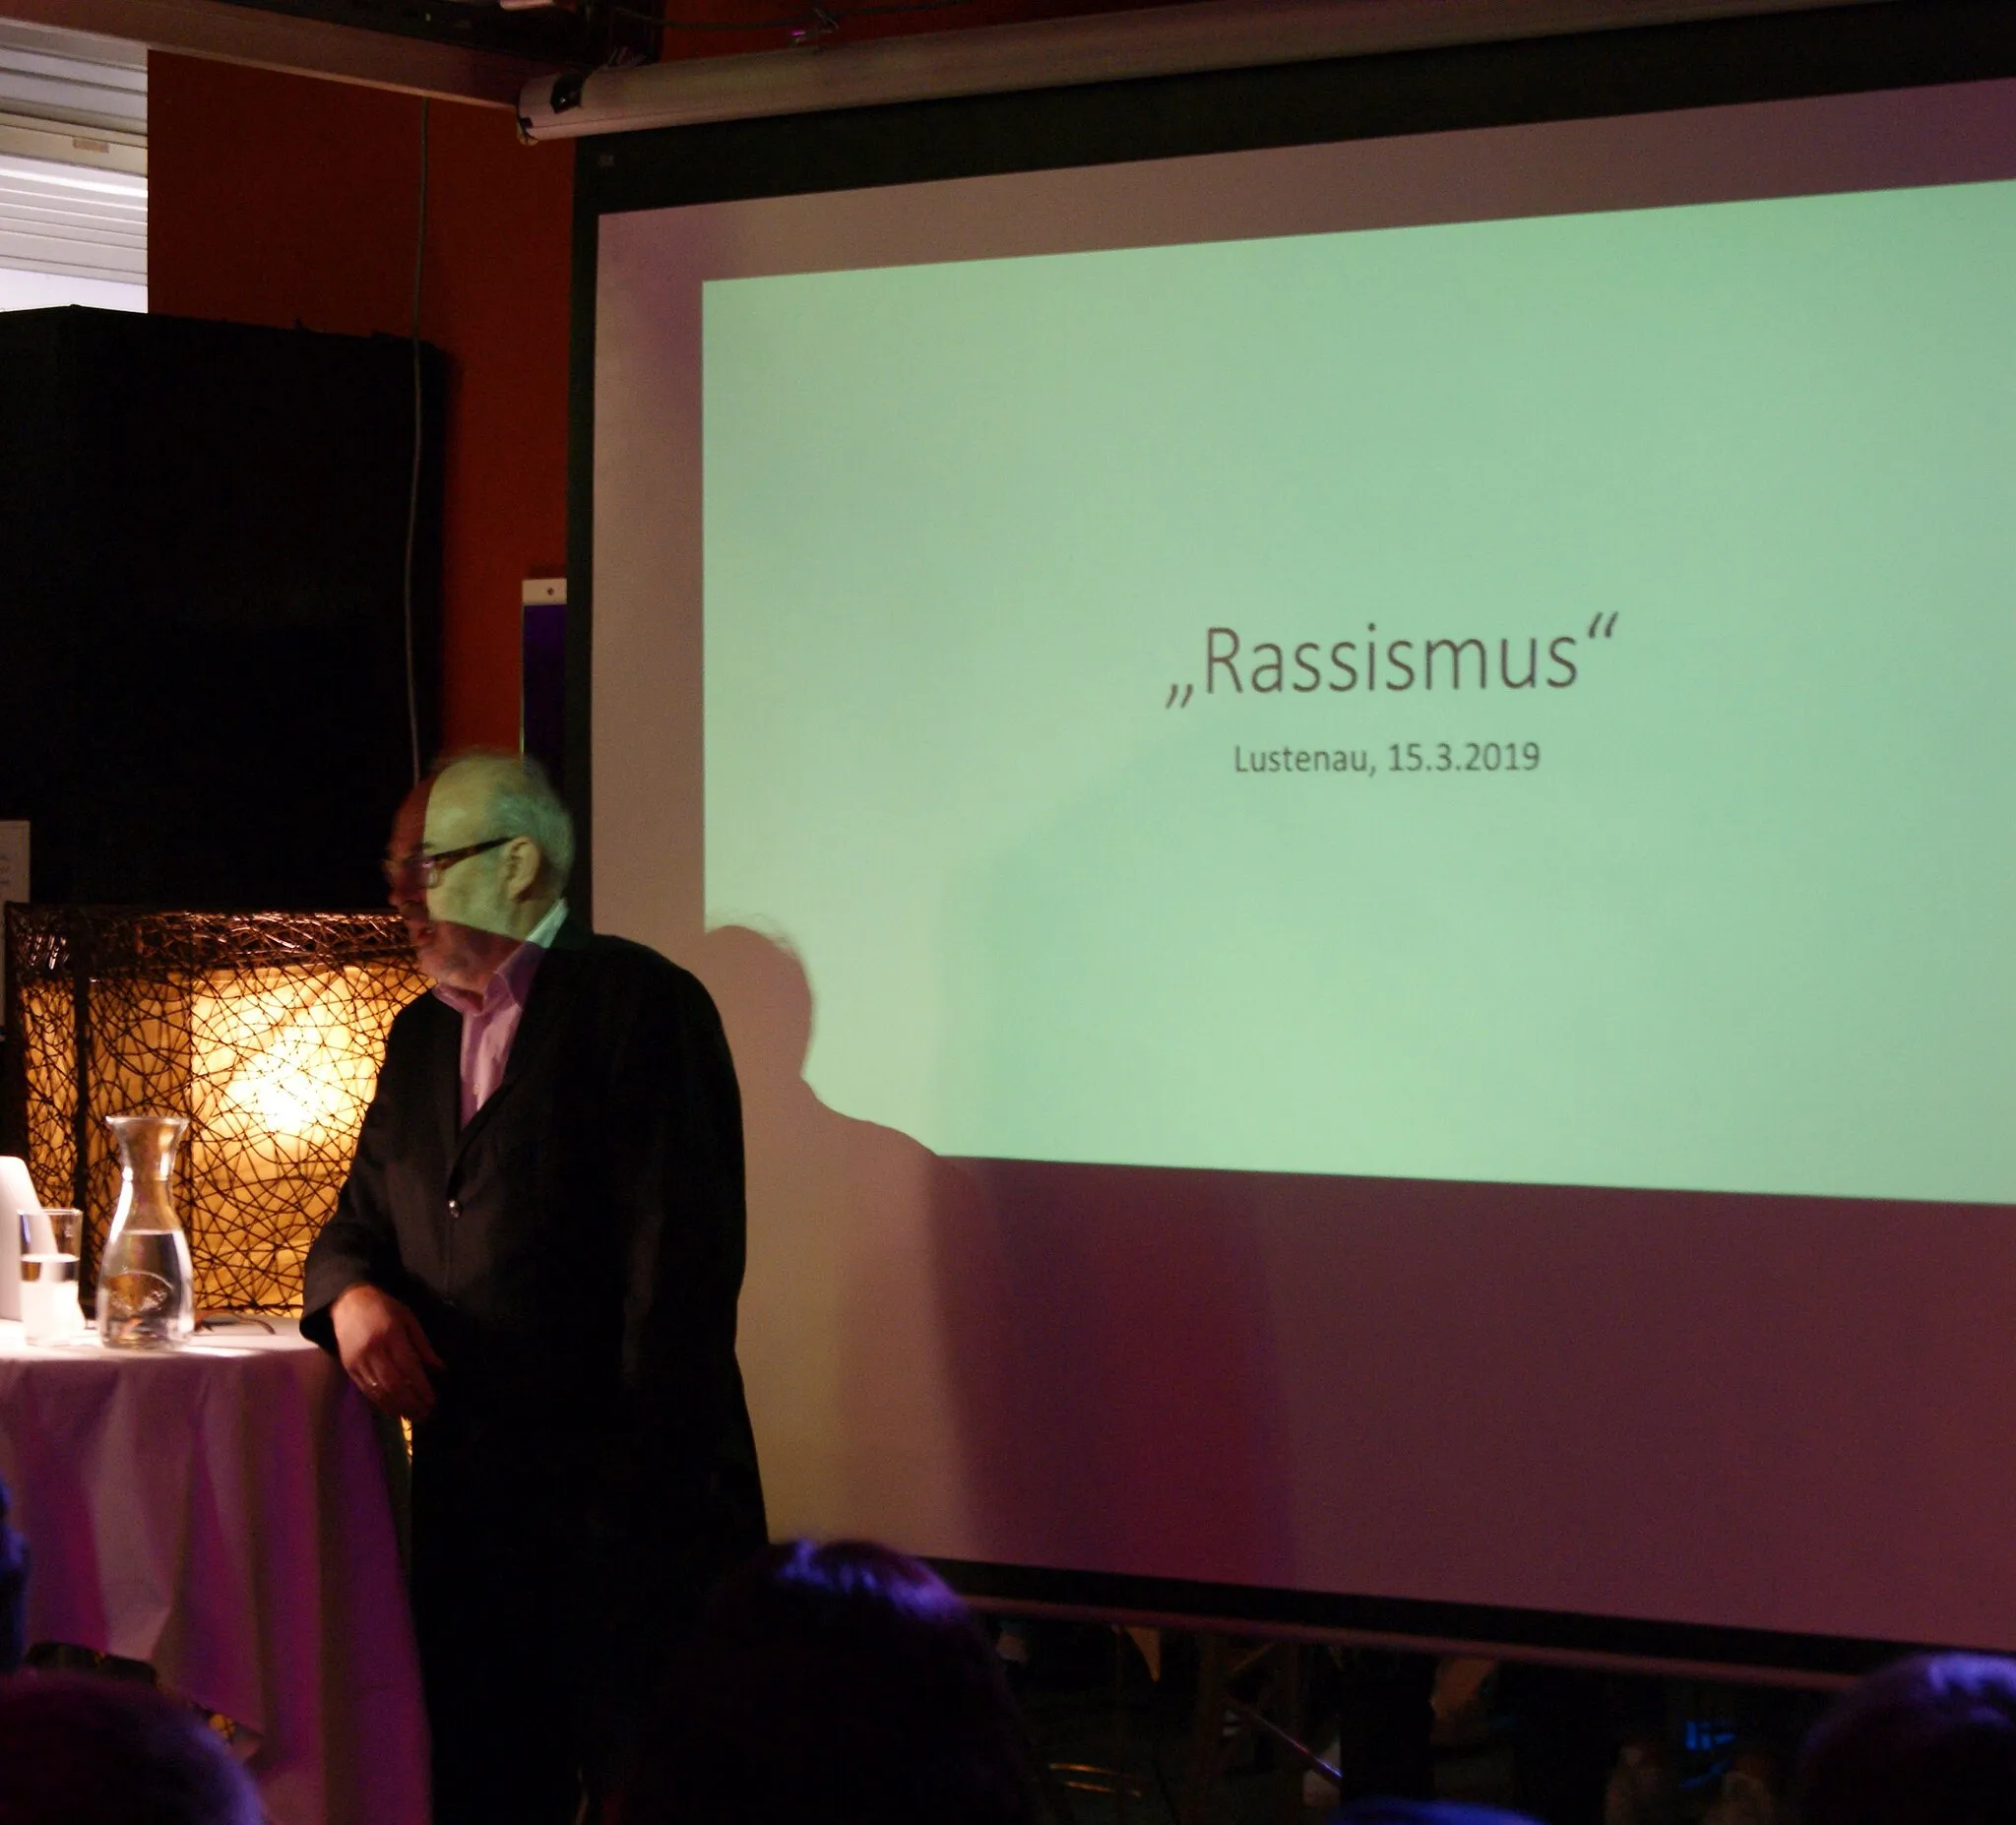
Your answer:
[19,1208,84,1344]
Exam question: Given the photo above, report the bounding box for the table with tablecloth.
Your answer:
[0,1317,429,1825]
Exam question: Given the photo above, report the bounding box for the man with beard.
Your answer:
[303,751,765,1825]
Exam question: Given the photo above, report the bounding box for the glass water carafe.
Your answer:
[97,1114,195,1348]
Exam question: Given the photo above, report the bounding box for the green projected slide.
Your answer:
[702,179,2016,1204]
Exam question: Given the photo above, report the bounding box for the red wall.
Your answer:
[148,54,573,752]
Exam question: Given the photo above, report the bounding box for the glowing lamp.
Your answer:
[2,909,426,1313]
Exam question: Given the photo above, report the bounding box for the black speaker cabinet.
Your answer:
[0,306,445,910]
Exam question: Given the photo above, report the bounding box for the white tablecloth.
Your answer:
[0,1318,429,1825]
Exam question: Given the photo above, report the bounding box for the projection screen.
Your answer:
[588,68,2016,1664]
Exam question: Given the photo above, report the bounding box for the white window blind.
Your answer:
[0,21,144,306]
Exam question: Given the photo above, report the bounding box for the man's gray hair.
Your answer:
[435,749,576,894]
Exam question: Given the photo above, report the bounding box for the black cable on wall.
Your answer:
[402,97,430,787]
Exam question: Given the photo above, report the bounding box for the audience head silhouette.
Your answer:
[1797,1654,2016,1825]
[0,1478,26,1677]
[1328,1802,1540,1825]
[619,1539,1036,1825]
[0,1674,261,1825]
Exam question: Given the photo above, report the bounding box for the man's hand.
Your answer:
[330,1284,444,1421]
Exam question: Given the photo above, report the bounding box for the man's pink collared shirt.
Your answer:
[433,899,569,1126]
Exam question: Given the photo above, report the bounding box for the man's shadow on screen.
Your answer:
[693,924,1294,1578]
[692,924,1043,1557]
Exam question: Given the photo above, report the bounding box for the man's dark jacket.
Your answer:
[301,917,766,1795]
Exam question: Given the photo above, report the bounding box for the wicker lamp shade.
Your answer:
[3,908,426,1314]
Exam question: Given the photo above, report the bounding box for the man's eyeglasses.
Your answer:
[382,836,514,890]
